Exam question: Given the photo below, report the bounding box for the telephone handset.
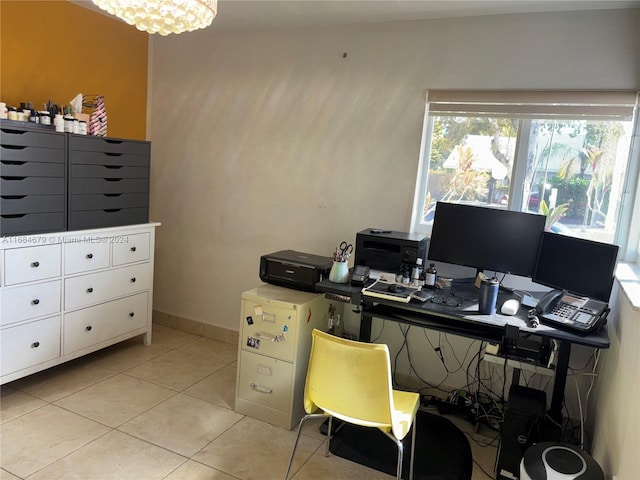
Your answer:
[535,290,564,315]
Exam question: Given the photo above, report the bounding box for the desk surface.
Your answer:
[316,279,610,350]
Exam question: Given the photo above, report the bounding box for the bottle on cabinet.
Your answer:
[425,263,437,289]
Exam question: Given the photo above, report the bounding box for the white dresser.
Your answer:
[0,223,159,384]
[235,284,340,429]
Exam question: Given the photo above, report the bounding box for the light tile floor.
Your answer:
[0,324,497,479]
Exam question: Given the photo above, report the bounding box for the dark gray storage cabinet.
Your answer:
[68,135,150,230]
[0,125,67,236]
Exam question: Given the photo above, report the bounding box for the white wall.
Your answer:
[148,7,639,476]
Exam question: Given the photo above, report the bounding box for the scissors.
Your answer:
[339,241,353,257]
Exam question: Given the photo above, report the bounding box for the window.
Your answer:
[412,90,639,258]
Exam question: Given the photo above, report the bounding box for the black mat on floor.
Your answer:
[328,410,473,480]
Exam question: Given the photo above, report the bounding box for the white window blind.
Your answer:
[426,89,638,120]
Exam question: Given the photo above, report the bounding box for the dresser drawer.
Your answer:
[68,208,149,231]
[0,145,65,164]
[69,136,150,155]
[63,292,148,354]
[0,280,61,326]
[0,160,65,177]
[64,238,110,274]
[1,195,65,215]
[1,176,65,195]
[64,262,150,310]
[237,350,293,414]
[69,178,149,195]
[1,212,66,237]
[70,193,148,212]
[69,150,150,168]
[71,164,149,179]
[1,316,61,376]
[0,126,66,149]
[112,232,150,266]
[4,244,62,285]
[240,300,298,362]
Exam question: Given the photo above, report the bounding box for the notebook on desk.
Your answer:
[361,280,421,303]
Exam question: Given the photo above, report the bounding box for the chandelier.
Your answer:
[92,0,217,36]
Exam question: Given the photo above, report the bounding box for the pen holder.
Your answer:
[329,261,349,284]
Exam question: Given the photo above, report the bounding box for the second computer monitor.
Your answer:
[428,202,546,278]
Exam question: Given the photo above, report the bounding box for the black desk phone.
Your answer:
[534,289,609,333]
[351,265,370,286]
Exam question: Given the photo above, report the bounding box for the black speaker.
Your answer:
[496,385,546,480]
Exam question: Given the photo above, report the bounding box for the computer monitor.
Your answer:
[533,231,619,302]
[427,202,546,278]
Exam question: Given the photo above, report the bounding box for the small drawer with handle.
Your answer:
[63,292,148,354]
[112,232,150,266]
[4,244,62,285]
[64,263,150,310]
[237,349,293,413]
[240,300,298,362]
[0,316,61,376]
[64,237,110,274]
[0,280,61,326]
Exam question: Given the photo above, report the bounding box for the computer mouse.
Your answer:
[388,284,406,293]
[501,299,520,316]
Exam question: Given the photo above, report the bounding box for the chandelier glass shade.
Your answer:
[92,0,217,36]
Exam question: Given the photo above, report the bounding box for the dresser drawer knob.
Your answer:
[31,261,40,268]
[87,287,94,293]
[130,277,136,283]
[31,341,40,348]
[31,299,40,305]
[130,246,137,252]
[86,253,93,259]
[86,326,92,331]
[129,312,135,317]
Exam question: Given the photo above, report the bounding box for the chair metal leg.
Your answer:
[409,421,417,480]
[325,416,333,457]
[395,440,404,480]
[284,413,326,480]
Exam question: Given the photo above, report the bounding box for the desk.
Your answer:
[317,279,610,422]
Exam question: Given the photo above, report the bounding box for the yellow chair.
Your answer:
[284,329,420,480]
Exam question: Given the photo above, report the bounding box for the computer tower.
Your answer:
[496,385,546,480]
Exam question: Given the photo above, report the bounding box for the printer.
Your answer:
[259,250,333,292]
[355,229,428,274]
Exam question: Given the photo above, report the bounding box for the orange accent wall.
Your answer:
[0,1,148,140]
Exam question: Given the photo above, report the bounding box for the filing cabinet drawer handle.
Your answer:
[31,299,40,305]
[86,325,92,331]
[87,287,94,293]
[31,341,40,348]
[262,312,276,323]
[86,253,93,259]
[31,261,40,268]
[255,332,276,341]
[249,383,273,394]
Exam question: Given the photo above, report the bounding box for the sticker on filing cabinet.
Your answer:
[254,305,263,316]
[247,337,260,349]
[283,325,289,333]
[246,316,254,325]
[274,333,287,343]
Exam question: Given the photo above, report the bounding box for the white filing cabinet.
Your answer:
[235,284,340,429]
[0,223,159,384]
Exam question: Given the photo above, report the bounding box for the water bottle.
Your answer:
[479,277,499,314]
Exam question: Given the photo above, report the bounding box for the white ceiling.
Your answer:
[72,0,640,30]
